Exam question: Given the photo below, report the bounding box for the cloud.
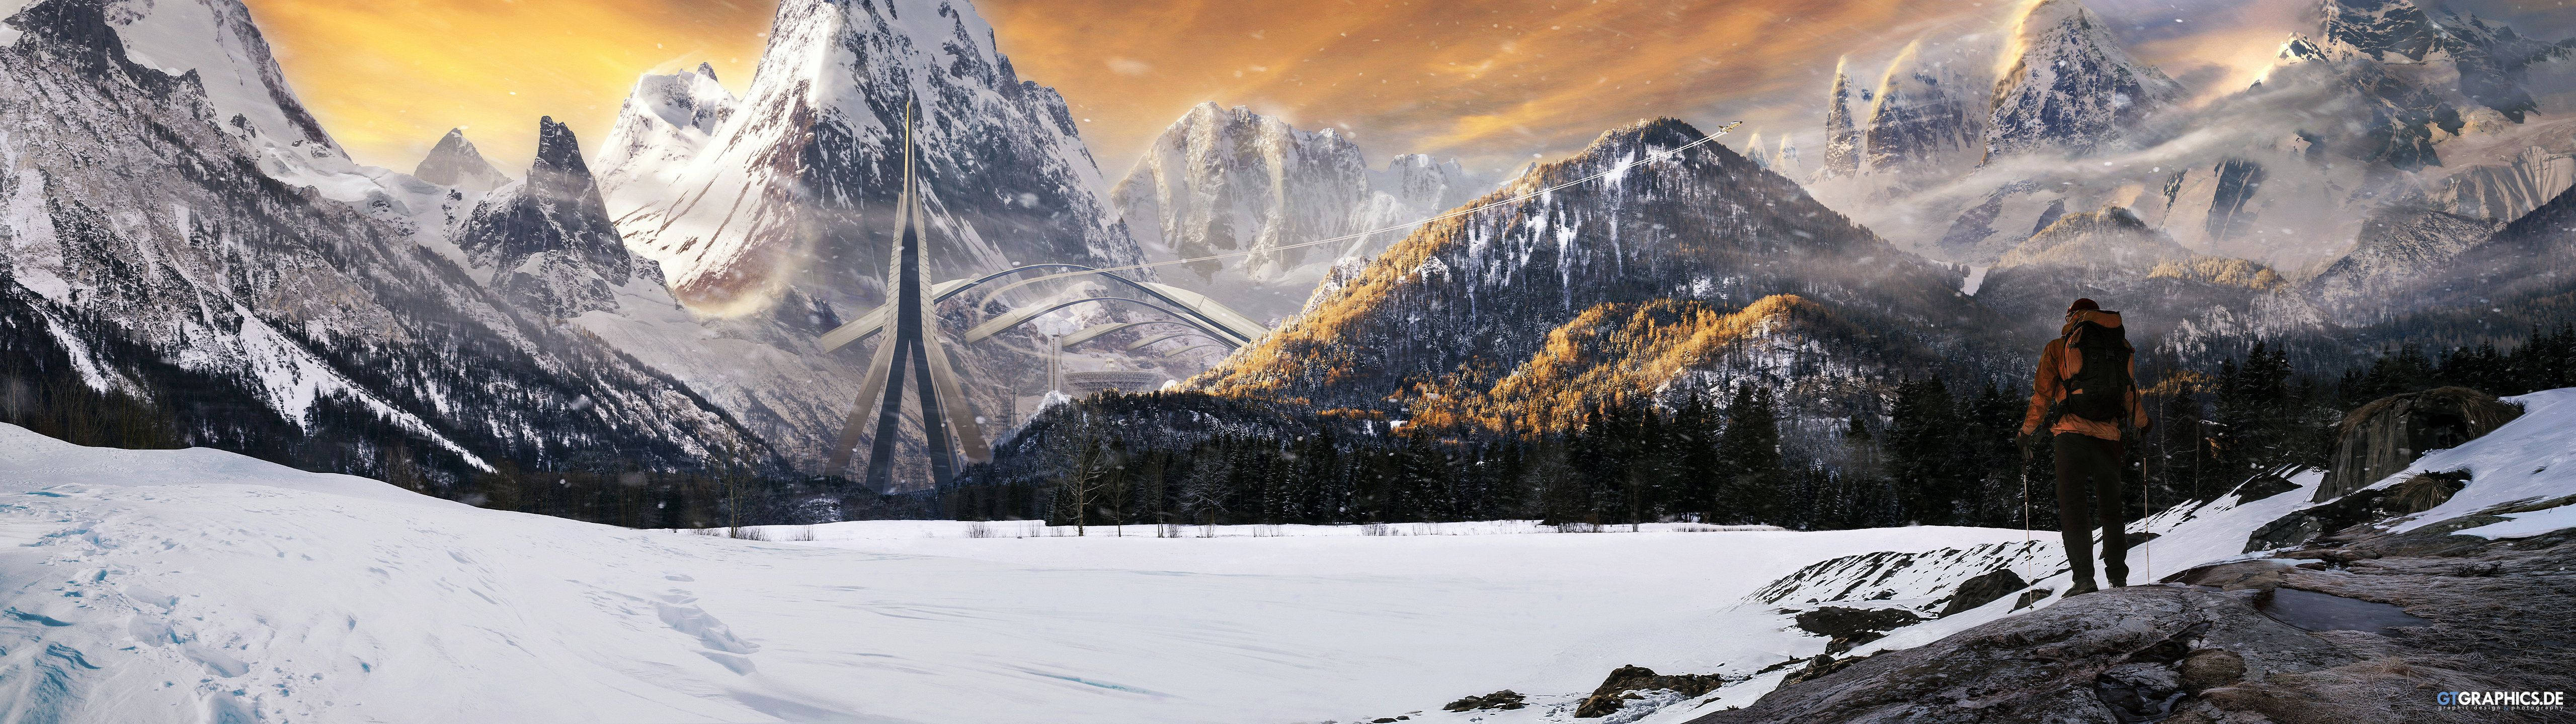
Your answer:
[1105,57,1153,76]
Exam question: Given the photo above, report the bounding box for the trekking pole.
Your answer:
[2020,440,2033,592]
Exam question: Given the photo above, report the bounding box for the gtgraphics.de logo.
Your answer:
[2437,690,2566,710]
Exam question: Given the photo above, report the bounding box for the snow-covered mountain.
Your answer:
[0,0,779,486]
[413,128,511,194]
[1111,103,1488,322]
[593,62,735,213]
[1983,0,2181,159]
[1191,118,1993,439]
[607,0,1141,319]
[1792,0,2576,363]
[1859,38,1986,176]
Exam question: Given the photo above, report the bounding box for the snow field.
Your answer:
[0,424,2021,723]
[3,390,2566,722]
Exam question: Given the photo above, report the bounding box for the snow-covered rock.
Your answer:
[1111,103,1488,322]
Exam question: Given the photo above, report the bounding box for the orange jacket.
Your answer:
[2023,309,2149,441]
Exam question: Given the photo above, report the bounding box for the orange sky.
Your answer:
[244,0,2569,178]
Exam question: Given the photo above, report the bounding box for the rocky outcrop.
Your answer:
[2317,387,2523,501]
[1575,665,1733,718]
[1693,514,2576,724]
[1937,568,2030,617]
[1442,690,1526,712]
[1795,607,1925,654]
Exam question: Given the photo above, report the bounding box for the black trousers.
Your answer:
[2053,432,2129,586]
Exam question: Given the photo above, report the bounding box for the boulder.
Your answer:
[1793,606,1926,653]
[1443,690,1525,711]
[1574,665,1731,718]
[1938,568,2029,616]
[2315,387,2520,502]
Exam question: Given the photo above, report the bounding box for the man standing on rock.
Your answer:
[2020,298,2151,596]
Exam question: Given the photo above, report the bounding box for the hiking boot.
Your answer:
[2066,580,2101,597]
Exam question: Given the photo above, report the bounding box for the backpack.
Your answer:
[2058,319,2133,423]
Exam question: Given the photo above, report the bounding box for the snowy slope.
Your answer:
[0,423,2034,723]
[2355,388,2576,535]
[594,63,736,213]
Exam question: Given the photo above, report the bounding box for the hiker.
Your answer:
[2019,298,2150,596]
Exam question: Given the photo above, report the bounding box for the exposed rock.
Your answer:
[2011,589,2055,610]
[2382,470,2468,513]
[1694,512,2576,724]
[1443,689,1526,712]
[2174,649,2245,693]
[1938,568,2029,617]
[2228,469,2303,504]
[453,117,636,319]
[1575,665,1731,718]
[1795,606,1926,654]
[2318,387,2522,501]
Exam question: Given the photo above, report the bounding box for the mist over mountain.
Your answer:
[1111,103,1490,322]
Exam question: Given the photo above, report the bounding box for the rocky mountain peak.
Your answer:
[695,61,718,81]
[532,115,589,176]
[1986,0,2181,159]
[454,117,636,318]
[413,127,511,194]
[1819,57,1860,178]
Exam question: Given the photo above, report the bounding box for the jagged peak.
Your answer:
[695,61,718,81]
[533,116,592,178]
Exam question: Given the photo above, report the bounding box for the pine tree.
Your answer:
[1716,385,1785,524]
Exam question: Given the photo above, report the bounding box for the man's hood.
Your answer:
[2061,309,2122,336]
